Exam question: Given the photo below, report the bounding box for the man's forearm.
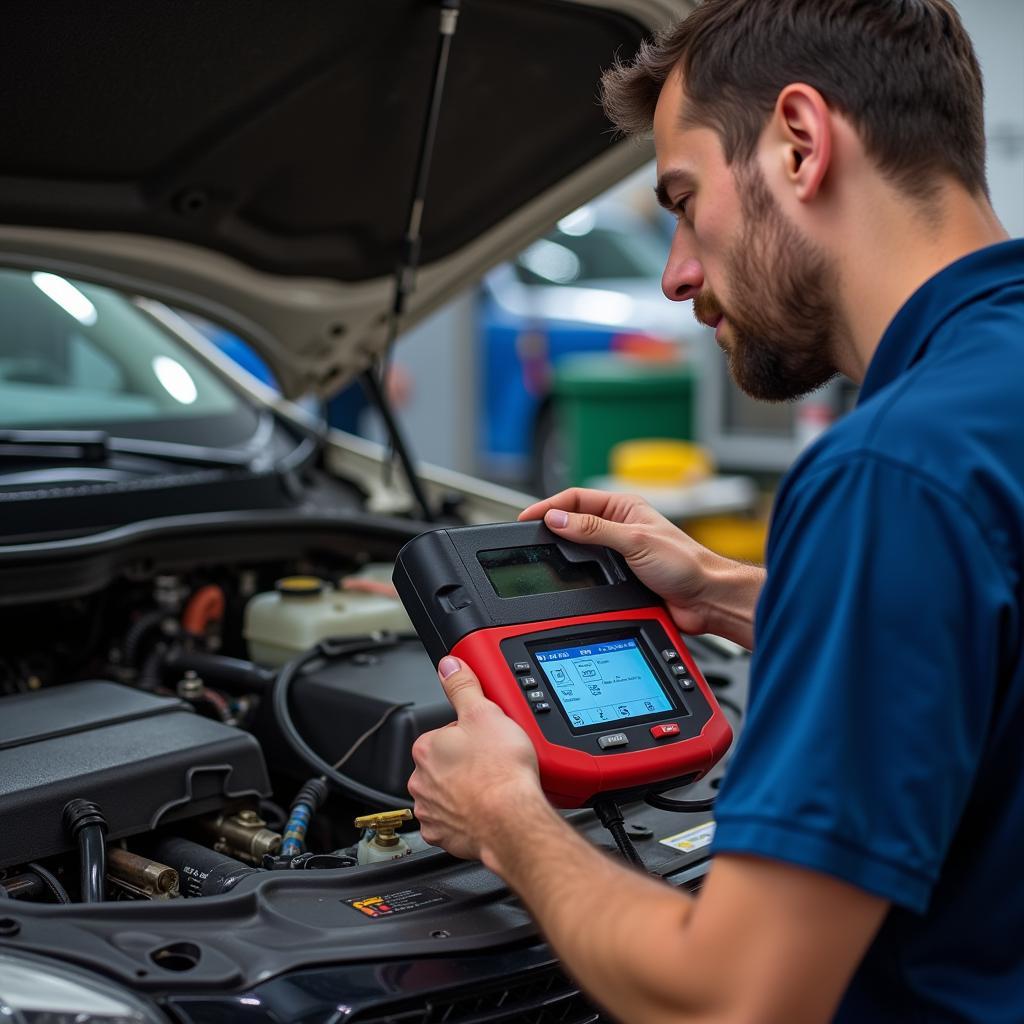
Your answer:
[480,791,725,1024]
[700,556,765,651]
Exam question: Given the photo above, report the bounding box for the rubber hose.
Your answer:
[26,862,71,905]
[63,800,107,903]
[282,777,329,857]
[123,609,167,669]
[162,651,275,695]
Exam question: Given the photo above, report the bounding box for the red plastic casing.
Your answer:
[451,606,733,808]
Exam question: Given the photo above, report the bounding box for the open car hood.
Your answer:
[0,0,690,398]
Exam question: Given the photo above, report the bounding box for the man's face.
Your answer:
[653,74,841,402]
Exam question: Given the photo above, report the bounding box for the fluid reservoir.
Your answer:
[243,566,413,666]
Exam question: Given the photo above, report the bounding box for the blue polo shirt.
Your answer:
[710,239,1024,1022]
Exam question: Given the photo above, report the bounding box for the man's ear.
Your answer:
[770,84,833,203]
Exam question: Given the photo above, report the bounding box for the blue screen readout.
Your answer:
[535,639,671,729]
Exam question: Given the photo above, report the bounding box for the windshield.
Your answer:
[0,270,258,444]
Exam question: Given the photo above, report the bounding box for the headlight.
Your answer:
[0,952,164,1024]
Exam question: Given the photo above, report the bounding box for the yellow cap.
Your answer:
[275,576,327,597]
[610,439,713,486]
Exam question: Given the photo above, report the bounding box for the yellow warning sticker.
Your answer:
[659,821,716,853]
[343,887,450,920]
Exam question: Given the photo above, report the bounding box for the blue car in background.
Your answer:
[478,200,699,493]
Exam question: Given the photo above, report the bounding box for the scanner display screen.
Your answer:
[535,638,671,729]
[478,544,607,598]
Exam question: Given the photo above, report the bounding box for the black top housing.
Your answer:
[0,680,270,868]
[393,522,659,664]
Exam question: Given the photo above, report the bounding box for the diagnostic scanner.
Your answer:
[393,522,732,808]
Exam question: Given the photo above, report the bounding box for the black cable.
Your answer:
[272,636,414,809]
[644,791,717,814]
[163,651,275,695]
[593,798,645,869]
[26,862,70,905]
[63,799,107,903]
[332,701,414,771]
[643,694,745,813]
[122,609,166,669]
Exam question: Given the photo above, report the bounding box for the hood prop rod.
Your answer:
[362,0,461,524]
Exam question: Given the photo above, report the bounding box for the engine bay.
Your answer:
[0,521,465,905]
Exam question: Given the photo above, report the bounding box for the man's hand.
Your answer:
[409,656,545,862]
[520,488,764,648]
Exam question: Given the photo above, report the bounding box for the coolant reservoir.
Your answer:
[243,566,413,666]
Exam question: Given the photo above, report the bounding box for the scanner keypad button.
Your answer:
[526,690,545,701]
[651,723,681,740]
[662,649,679,662]
[513,661,532,674]
[598,733,629,750]
[533,702,552,713]
[519,676,537,689]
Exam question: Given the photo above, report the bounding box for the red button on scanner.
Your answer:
[650,723,681,740]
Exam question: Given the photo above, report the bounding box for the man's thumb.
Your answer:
[437,656,487,716]
[544,507,635,556]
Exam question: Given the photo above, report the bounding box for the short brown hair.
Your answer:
[602,0,988,200]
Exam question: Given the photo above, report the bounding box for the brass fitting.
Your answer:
[354,809,414,847]
[107,848,179,900]
[204,809,282,863]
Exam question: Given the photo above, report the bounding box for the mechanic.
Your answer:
[408,1,1024,1021]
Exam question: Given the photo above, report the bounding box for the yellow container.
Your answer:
[685,516,768,565]
[610,439,713,486]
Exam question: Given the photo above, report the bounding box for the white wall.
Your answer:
[958,0,1024,236]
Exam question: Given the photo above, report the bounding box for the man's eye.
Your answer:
[675,195,694,222]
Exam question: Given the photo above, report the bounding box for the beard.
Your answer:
[693,164,843,403]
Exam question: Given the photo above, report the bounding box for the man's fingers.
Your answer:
[542,507,645,559]
[519,487,616,523]
[436,656,488,717]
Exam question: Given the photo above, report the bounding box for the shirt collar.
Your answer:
[859,238,1024,405]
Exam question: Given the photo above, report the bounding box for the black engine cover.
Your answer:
[0,680,270,867]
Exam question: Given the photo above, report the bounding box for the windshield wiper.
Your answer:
[0,430,257,470]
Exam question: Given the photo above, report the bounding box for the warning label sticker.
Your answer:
[659,821,716,853]
[343,887,451,919]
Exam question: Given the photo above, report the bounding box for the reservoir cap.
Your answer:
[275,576,327,597]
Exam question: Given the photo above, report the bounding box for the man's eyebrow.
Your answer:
[654,169,697,210]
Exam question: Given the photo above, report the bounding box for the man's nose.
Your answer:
[662,251,704,303]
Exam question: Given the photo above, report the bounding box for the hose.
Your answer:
[63,800,107,903]
[162,651,275,695]
[282,777,329,857]
[271,636,413,809]
[182,585,226,637]
[122,610,167,669]
[26,862,71,905]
